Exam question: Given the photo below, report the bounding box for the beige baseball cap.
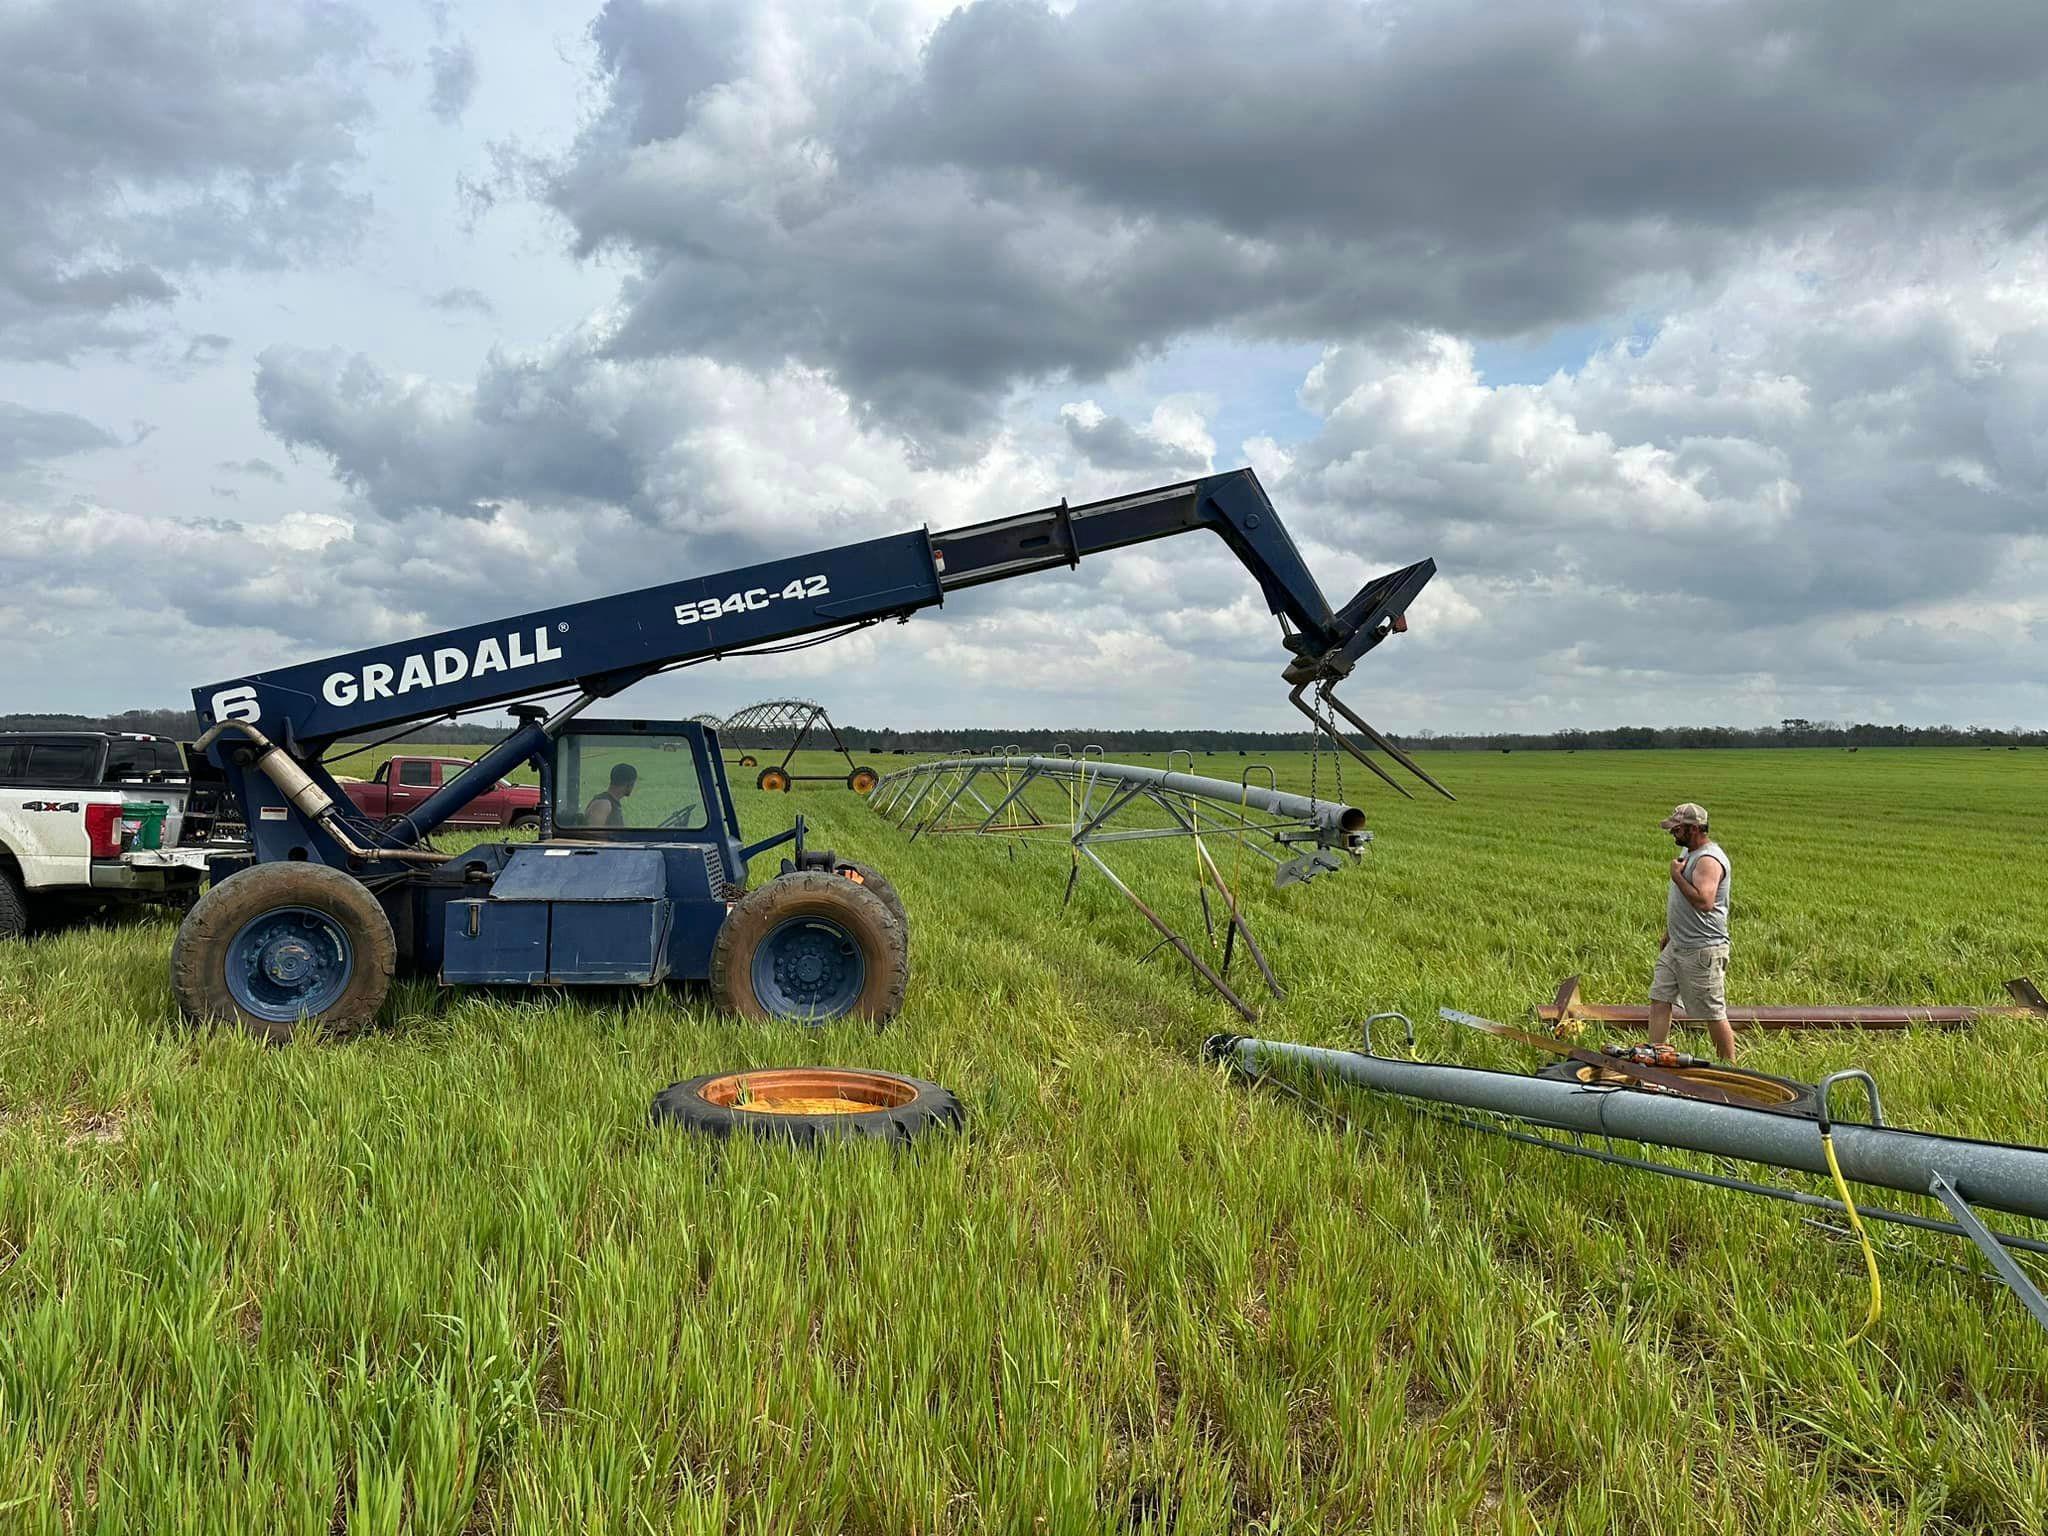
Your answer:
[1659,802,1709,830]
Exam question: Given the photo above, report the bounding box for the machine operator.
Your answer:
[583,763,639,828]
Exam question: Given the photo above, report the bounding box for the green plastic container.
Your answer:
[120,801,169,851]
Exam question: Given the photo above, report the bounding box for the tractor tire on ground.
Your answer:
[0,865,27,940]
[171,862,396,1044]
[710,871,907,1026]
[847,765,880,795]
[757,766,791,793]
[651,1067,962,1146]
[832,861,908,941]
[1535,1057,1822,1116]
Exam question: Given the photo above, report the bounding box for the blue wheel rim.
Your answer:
[225,905,355,1023]
[750,915,867,1021]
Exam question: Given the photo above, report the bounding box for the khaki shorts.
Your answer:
[1651,943,1729,1022]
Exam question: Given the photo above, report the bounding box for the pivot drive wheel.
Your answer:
[171,862,395,1043]
[847,765,880,795]
[651,1067,962,1145]
[711,871,907,1025]
[738,754,759,768]
[757,766,792,793]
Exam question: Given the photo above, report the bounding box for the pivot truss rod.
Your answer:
[867,753,1371,1020]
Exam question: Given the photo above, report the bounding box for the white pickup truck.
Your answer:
[0,731,214,937]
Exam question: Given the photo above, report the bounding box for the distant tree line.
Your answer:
[6,709,2043,754]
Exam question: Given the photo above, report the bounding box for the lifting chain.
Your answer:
[1307,685,1345,809]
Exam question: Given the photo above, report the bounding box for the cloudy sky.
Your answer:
[3,0,2045,735]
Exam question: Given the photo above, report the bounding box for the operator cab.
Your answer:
[549,718,743,859]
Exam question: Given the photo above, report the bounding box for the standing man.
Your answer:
[1649,802,1735,1061]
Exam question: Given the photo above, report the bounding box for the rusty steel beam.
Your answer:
[1537,974,2047,1033]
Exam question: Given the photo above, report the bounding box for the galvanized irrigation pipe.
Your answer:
[1207,1035,2048,1223]
[868,756,1367,845]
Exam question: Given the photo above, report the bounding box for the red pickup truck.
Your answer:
[343,754,542,830]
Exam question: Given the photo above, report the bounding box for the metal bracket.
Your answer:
[1928,1172,2048,1335]
[1358,1011,1416,1059]
[1816,1068,1886,1131]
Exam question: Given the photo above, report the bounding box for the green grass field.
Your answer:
[3,746,2045,1532]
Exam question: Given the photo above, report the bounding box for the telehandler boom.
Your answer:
[174,469,1440,1039]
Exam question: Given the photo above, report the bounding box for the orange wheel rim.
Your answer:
[1570,1063,1800,1107]
[697,1068,915,1116]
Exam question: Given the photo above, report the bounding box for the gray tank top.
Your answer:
[1667,840,1731,948]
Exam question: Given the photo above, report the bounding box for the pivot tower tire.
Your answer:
[711,871,907,1026]
[171,862,396,1043]
[651,1067,962,1145]
[757,766,792,793]
[847,765,880,795]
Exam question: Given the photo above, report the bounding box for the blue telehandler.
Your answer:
[171,469,1441,1040]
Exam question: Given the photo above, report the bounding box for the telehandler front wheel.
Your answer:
[171,862,395,1043]
[832,861,908,941]
[711,872,907,1026]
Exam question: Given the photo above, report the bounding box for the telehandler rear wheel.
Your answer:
[171,863,395,1043]
[711,872,907,1026]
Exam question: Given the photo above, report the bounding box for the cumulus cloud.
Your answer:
[0,0,375,360]
[427,38,480,123]
[427,285,495,316]
[216,457,287,482]
[530,0,2048,436]
[0,402,117,474]
[1059,400,1211,474]
[1264,232,2048,725]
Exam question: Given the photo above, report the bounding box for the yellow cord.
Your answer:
[1821,1130,1882,1344]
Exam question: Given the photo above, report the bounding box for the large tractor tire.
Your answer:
[757,766,792,793]
[846,765,880,795]
[0,865,27,941]
[711,871,907,1026]
[171,862,396,1043]
[652,1067,962,1146]
[832,860,908,942]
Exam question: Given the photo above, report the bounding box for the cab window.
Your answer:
[557,733,705,832]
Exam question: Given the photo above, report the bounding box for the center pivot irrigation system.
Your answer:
[708,698,881,794]
[867,748,1448,1019]
[170,467,1436,1039]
